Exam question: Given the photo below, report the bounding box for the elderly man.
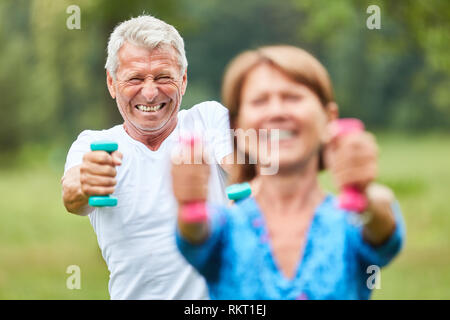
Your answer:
[61,15,232,299]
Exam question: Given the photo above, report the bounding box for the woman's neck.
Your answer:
[253,159,325,215]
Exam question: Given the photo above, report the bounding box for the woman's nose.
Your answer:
[266,96,290,120]
[140,79,158,101]
[267,96,284,114]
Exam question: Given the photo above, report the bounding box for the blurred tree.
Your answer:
[289,0,450,129]
[0,0,32,151]
[180,0,302,107]
[381,0,450,127]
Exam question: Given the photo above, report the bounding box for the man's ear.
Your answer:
[325,102,339,122]
[181,68,188,96]
[106,70,116,99]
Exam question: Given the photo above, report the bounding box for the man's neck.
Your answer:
[123,117,178,151]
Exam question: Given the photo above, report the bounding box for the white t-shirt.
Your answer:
[64,101,232,299]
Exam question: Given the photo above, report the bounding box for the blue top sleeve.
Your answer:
[347,201,406,267]
[175,205,228,281]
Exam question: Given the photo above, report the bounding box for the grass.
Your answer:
[0,132,449,299]
[370,132,450,299]
[0,157,109,299]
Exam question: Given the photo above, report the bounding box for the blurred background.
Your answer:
[0,0,449,299]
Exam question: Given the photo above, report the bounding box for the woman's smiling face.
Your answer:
[238,63,333,172]
[107,42,187,135]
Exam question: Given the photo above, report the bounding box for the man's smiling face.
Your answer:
[107,42,187,134]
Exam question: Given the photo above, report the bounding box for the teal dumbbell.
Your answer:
[226,182,252,202]
[88,141,119,207]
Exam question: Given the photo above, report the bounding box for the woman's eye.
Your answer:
[284,94,302,102]
[251,97,267,106]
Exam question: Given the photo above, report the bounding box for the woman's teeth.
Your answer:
[136,104,164,112]
[271,130,296,141]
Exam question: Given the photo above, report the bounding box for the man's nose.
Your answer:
[140,79,158,101]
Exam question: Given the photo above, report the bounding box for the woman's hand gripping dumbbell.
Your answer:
[325,118,378,213]
[171,135,211,243]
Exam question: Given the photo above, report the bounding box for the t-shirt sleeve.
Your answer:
[347,201,406,268]
[64,130,95,174]
[175,204,228,281]
[201,101,233,164]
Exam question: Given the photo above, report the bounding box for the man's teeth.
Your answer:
[136,104,163,112]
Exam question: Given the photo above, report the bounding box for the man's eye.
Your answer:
[156,76,172,82]
[128,78,143,83]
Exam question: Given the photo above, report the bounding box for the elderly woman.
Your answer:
[172,45,405,299]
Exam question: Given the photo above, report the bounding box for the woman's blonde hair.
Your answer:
[221,45,335,184]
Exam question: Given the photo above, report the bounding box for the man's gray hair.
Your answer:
[105,15,188,79]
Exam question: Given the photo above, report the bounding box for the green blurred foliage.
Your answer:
[0,0,448,154]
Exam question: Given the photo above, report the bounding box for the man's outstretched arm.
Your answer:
[62,151,122,215]
[62,165,91,215]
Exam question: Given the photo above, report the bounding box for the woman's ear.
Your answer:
[325,102,339,122]
[230,117,237,130]
[321,102,339,145]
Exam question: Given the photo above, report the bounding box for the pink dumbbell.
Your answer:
[178,135,208,223]
[334,118,368,213]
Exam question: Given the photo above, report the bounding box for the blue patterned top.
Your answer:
[176,194,405,300]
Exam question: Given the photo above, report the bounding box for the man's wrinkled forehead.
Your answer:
[117,42,182,74]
